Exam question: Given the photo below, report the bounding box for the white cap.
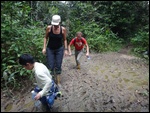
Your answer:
[51,15,61,25]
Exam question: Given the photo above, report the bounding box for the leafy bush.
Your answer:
[1,24,45,90]
[1,1,49,91]
[87,27,123,52]
[130,29,149,56]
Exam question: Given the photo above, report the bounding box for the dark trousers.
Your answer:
[46,46,64,75]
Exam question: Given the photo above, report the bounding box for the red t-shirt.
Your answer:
[70,37,87,51]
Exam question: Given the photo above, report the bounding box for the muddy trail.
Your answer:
[1,51,149,112]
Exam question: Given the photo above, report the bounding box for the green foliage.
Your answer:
[1,1,45,90]
[67,1,123,52]
[87,27,123,52]
[88,1,149,39]
[130,29,149,56]
[67,1,148,56]
[88,35,109,52]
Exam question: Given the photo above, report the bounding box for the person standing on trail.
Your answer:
[68,32,90,69]
[42,15,68,87]
[18,54,61,111]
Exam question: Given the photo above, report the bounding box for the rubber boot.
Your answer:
[56,75,61,88]
[56,75,64,96]
[76,64,80,70]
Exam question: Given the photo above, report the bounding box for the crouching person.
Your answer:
[19,54,61,112]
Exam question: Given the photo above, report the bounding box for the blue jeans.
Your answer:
[46,46,64,75]
[34,80,59,109]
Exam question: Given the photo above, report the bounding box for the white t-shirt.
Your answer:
[32,62,52,97]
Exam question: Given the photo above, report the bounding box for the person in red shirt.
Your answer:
[68,32,90,69]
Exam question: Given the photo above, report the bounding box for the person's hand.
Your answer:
[34,93,41,100]
[86,52,89,57]
[64,50,68,56]
[42,48,46,55]
[69,53,72,56]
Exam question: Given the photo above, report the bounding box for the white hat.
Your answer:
[51,15,61,25]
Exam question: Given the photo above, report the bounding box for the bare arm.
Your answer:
[85,43,90,56]
[62,27,68,55]
[68,43,72,56]
[42,26,50,55]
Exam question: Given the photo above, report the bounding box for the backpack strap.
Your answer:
[74,37,84,45]
[81,37,84,44]
[73,37,76,45]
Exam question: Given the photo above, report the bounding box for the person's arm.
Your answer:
[83,38,89,56]
[62,27,68,55]
[85,43,89,56]
[42,26,50,55]
[68,43,72,56]
[34,72,52,100]
[68,38,75,56]
[38,79,52,97]
[35,80,52,100]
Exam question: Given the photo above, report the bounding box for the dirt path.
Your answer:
[1,52,149,112]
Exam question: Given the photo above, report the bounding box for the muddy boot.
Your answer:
[56,75,64,97]
[53,75,57,84]
[76,64,80,70]
[56,75,62,88]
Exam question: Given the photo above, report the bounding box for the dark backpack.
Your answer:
[73,37,84,45]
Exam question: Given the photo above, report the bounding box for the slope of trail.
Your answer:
[1,52,149,112]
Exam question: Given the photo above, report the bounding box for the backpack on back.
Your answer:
[73,37,84,45]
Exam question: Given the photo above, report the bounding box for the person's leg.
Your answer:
[34,87,50,111]
[77,50,83,64]
[50,80,62,98]
[75,49,79,66]
[40,96,50,112]
[75,49,83,69]
[55,46,64,86]
[46,47,55,75]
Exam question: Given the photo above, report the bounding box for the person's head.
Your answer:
[51,15,61,28]
[19,54,35,70]
[76,32,82,39]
